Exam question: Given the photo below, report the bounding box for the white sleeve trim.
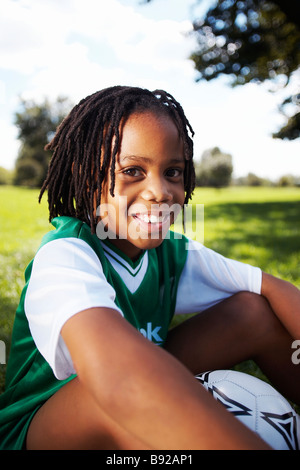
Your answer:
[175,238,262,315]
[25,238,123,380]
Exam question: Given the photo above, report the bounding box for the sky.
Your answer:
[0,0,299,180]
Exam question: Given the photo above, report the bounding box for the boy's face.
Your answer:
[97,111,186,260]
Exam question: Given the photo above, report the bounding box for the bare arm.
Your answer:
[61,306,269,449]
[261,272,300,339]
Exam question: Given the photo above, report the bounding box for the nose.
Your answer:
[141,175,173,203]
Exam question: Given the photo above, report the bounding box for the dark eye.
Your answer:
[165,168,182,178]
[123,167,142,177]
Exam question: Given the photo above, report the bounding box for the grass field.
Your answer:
[0,185,300,409]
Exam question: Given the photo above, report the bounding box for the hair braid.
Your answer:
[39,85,195,233]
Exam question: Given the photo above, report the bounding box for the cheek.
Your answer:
[103,193,129,225]
[175,182,185,206]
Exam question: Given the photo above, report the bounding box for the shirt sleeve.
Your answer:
[25,238,123,380]
[175,238,262,315]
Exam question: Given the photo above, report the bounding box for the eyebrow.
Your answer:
[120,155,184,164]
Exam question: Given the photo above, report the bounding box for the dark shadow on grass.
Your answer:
[204,201,300,268]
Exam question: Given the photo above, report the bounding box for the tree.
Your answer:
[14,97,71,187]
[272,95,300,140]
[190,0,300,140]
[0,167,13,185]
[195,146,233,187]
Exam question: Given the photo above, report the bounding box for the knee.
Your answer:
[232,291,269,313]
[231,291,282,337]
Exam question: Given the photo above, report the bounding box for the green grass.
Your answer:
[0,186,51,391]
[191,187,300,285]
[0,185,300,410]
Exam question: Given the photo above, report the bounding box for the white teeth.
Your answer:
[150,215,158,223]
[138,214,167,224]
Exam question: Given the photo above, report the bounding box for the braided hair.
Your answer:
[39,85,195,233]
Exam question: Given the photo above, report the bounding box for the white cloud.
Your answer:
[0,0,193,76]
[184,81,300,180]
[0,0,197,170]
[1,0,195,100]
[107,17,194,71]
[0,80,6,104]
[0,0,68,74]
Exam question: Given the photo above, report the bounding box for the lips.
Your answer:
[133,213,170,224]
[129,210,172,235]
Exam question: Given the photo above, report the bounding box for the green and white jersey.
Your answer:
[0,216,262,449]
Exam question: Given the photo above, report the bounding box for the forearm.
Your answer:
[261,272,300,339]
[62,307,269,449]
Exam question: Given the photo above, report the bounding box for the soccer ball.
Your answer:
[195,369,300,450]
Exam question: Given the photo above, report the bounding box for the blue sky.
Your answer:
[0,0,299,180]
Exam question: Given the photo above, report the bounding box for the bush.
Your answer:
[13,159,44,187]
[195,147,233,187]
[0,167,14,185]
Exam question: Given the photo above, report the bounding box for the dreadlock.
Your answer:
[39,85,195,233]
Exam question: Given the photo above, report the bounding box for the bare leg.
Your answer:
[165,292,300,405]
[26,377,151,450]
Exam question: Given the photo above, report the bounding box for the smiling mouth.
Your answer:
[133,213,170,224]
[131,212,172,233]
